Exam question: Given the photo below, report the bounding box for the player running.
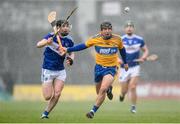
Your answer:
[37,20,74,119]
[118,20,149,113]
[60,21,128,119]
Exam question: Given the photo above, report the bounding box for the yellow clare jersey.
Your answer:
[85,34,124,67]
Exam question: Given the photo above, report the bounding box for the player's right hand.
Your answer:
[47,38,53,45]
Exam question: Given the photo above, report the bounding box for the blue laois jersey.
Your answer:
[121,34,145,67]
[42,32,74,70]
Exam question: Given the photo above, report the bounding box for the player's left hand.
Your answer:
[47,38,53,45]
[124,64,129,71]
[66,56,73,66]
[59,47,67,56]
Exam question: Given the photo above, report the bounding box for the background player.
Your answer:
[60,21,128,119]
[37,20,74,118]
[118,20,149,113]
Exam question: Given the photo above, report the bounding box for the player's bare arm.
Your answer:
[135,45,149,63]
[37,38,53,48]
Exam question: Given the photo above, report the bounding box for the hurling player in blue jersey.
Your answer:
[60,21,128,119]
[37,20,74,119]
[118,20,149,113]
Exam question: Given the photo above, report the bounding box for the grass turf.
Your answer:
[0,99,180,123]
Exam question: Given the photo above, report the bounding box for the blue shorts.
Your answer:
[94,64,117,83]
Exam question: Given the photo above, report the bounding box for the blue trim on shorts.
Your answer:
[94,64,117,83]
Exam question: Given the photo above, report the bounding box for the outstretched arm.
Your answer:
[60,43,88,55]
[67,43,88,53]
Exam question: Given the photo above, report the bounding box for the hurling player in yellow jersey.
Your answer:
[60,21,128,119]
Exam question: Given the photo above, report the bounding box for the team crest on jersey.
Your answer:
[128,40,133,44]
[65,43,69,47]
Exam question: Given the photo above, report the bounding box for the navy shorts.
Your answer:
[94,64,117,83]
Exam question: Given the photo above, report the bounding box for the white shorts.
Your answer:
[119,65,140,82]
[41,69,66,83]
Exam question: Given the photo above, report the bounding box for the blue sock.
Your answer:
[43,111,49,116]
[91,105,99,113]
[131,105,136,109]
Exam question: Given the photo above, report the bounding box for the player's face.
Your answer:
[58,24,71,36]
[125,25,134,35]
[101,28,112,40]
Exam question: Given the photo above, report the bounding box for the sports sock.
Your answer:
[43,111,49,116]
[91,105,99,113]
[131,105,136,109]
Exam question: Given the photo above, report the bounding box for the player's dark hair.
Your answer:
[56,20,69,27]
[56,20,70,36]
[100,21,112,31]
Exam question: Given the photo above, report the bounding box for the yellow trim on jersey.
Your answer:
[85,34,124,67]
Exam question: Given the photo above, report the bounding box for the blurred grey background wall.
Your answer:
[0,0,180,85]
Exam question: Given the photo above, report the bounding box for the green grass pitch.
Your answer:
[0,100,180,123]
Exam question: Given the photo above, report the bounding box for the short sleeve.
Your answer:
[66,36,74,47]
[140,39,145,48]
[68,39,74,47]
[43,32,54,40]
